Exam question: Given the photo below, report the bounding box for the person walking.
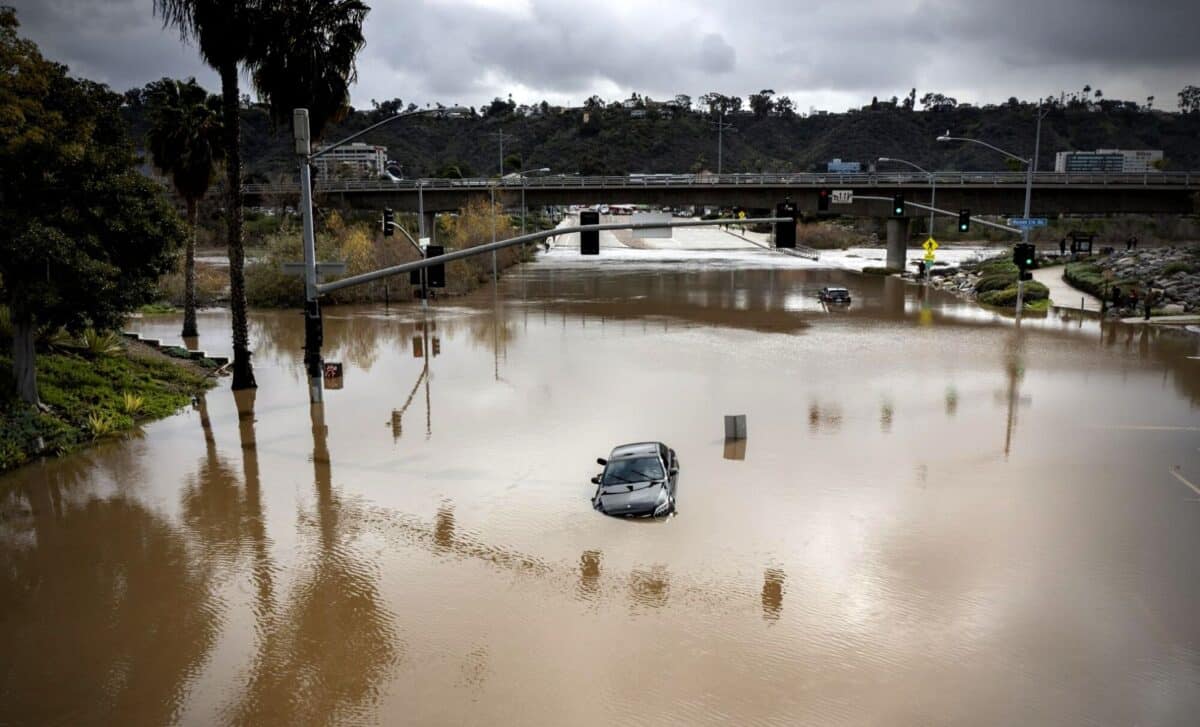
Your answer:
[1059,238,1067,256]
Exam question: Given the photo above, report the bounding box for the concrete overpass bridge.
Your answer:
[243,171,1199,218]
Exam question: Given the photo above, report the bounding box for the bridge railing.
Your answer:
[241,171,1195,196]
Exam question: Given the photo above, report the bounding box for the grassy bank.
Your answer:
[0,341,212,472]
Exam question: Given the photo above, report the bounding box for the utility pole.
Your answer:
[711,111,735,175]
[488,129,511,283]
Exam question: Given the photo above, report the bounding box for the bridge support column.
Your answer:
[420,211,436,243]
[886,217,909,271]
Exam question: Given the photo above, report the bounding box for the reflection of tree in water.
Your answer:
[762,568,785,622]
[225,402,399,726]
[0,461,219,725]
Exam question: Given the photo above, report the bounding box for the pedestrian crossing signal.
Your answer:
[818,188,830,212]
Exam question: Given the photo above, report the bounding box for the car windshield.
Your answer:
[603,456,664,484]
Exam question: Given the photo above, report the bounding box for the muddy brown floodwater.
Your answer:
[3,262,1200,726]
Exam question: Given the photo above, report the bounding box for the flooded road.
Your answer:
[3,261,1200,725]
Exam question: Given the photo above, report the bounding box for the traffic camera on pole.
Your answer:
[892,194,904,216]
[382,208,394,237]
[958,209,970,232]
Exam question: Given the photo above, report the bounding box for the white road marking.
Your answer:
[1092,425,1200,432]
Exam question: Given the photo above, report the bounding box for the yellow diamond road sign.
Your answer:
[924,250,936,262]
[922,237,939,253]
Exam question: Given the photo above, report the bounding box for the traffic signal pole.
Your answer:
[294,110,324,404]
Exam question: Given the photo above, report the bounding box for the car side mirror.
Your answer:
[591,475,600,485]
[669,467,679,476]
[596,457,607,466]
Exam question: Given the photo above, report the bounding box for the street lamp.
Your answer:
[516,167,551,235]
[294,105,467,403]
[878,157,937,240]
[937,103,1049,320]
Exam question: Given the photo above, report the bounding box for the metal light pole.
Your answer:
[296,105,467,402]
[488,129,511,283]
[938,103,1047,323]
[516,167,551,235]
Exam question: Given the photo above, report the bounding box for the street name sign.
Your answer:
[832,190,853,204]
[1007,217,1048,228]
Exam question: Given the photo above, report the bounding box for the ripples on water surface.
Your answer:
[2,264,1199,726]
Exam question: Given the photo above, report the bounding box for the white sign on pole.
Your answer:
[632,211,673,238]
[831,189,854,204]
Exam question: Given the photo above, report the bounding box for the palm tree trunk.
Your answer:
[11,306,39,407]
[221,62,256,390]
[182,197,199,338]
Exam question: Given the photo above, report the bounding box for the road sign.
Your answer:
[922,237,939,253]
[923,250,936,262]
[323,362,343,389]
[1007,217,1048,228]
[737,210,746,220]
[831,189,853,204]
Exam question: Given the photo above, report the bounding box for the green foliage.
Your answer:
[977,259,1019,276]
[1162,261,1197,276]
[145,77,224,201]
[975,273,1017,293]
[249,0,368,141]
[978,281,1049,307]
[861,266,897,275]
[122,391,145,416]
[0,348,210,471]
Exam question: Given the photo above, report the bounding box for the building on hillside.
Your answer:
[1054,149,1163,173]
[313,142,388,180]
[827,159,861,173]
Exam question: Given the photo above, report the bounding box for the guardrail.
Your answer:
[242,171,1197,196]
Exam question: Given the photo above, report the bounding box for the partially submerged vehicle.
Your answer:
[591,442,679,518]
[818,286,852,304]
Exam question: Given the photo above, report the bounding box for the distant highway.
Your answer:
[242,171,1200,216]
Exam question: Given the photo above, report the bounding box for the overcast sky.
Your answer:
[11,0,1200,112]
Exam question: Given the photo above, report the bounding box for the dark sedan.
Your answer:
[591,442,679,518]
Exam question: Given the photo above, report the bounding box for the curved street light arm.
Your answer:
[311,106,468,160]
[937,136,1030,166]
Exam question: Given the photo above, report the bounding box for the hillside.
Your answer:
[124,98,1200,182]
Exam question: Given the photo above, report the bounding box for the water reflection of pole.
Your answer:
[423,316,432,438]
[1003,332,1026,458]
[310,402,336,549]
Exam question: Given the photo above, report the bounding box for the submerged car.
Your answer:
[591,442,679,518]
[818,286,852,304]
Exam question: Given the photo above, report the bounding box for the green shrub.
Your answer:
[978,280,1049,307]
[861,266,897,275]
[975,272,1017,293]
[1162,261,1197,276]
[977,259,1019,276]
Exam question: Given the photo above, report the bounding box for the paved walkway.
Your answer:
[1033,264,1102,312]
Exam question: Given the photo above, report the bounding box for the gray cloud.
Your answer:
[8,0,1199,113]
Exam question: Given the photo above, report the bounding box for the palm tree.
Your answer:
[154,0,258,389]
[146,77,224,338]
[248,0,369,141]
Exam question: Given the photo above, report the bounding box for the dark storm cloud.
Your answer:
[7,0,1198,111]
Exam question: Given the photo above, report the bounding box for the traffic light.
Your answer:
[817,188,830,212]
[1013,243,1036,277]
[958,209,970,232]
[432,337,440,357]
[580,210,599,255]
[774,201,797,249]
[382,208,394,237]
[426,245,445,288]
[892,194,904,216]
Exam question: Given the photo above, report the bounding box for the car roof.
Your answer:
[824,287,849,292]
[609,442,664,459]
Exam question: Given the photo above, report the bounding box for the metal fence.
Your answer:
[242,171,1197,196]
